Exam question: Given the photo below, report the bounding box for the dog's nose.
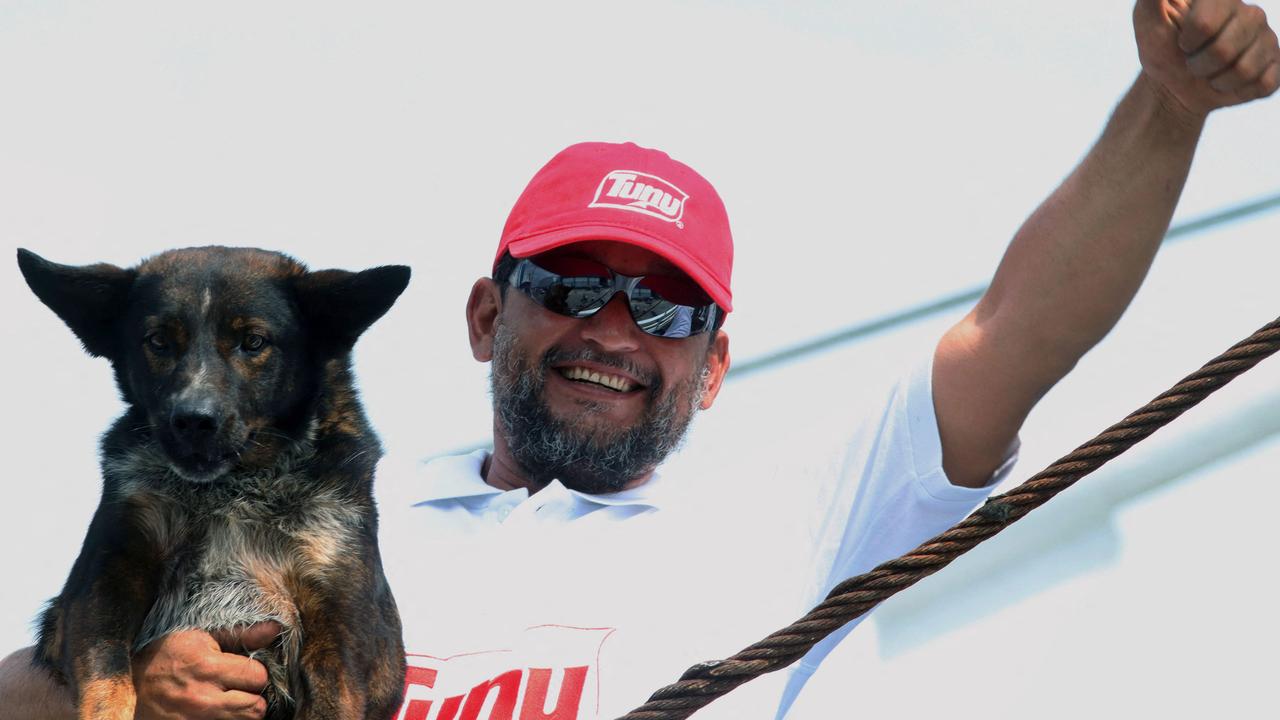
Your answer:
[170,402,224,449]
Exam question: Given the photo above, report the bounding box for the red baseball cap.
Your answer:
[495,142,734,312]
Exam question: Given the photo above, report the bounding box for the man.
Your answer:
[3,1,1278,718]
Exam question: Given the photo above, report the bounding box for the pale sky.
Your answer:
[3,2,1278,717]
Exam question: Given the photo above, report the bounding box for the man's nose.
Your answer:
[578,293,641,353]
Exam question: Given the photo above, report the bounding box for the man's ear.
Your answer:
[699,330,731,410]
[17,249,135,358]
[466,278,503,362]
[295,265,411,353]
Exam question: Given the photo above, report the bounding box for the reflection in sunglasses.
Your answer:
[509,258,721,339]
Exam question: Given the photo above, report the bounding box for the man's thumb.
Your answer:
[211,621,283,653]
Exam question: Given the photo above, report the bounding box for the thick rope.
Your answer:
[618,316,1280,720]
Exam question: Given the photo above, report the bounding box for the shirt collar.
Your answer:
[560,471,669,509]
[410,450,505,504]
[409,450,670,510]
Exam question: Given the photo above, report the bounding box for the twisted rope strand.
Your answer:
[618,317,1280,720]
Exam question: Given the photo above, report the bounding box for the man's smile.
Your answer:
[555,364,642,393]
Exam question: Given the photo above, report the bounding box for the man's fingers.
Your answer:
[185,688,268,720]
[221,689,269,720]
[1211,26,1279,91]
[1166,0,1280,107]
[210,621,283,653]
[1179,0,1240,53]
[1187,4,1265,77]
[1246,58,1280,99]
[207,651,271,694]
[132,631,272,720]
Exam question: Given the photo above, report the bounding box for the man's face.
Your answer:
[477,241,729,494]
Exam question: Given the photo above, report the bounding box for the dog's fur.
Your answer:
[18,246,408,720]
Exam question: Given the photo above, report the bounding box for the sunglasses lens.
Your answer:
[518,260,608,318]
[621,291,687,339]
[553,282,614,317]
[633,303,692,337]
[512,258,719,338]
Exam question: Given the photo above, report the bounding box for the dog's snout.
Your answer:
[170,402,225,448]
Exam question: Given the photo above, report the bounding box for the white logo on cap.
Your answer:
[589,170,689,228]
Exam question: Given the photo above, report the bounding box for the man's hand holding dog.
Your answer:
[0,623,276,720]
[132,623,278,720]
[1136,0,1279,120]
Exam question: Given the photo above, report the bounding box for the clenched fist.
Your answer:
[1135,0,1279,117]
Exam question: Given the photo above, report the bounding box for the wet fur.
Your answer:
[19,247,408,719]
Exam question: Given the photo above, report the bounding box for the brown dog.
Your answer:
[18,246,408,719]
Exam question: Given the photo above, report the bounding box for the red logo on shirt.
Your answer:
[397,626,615,720]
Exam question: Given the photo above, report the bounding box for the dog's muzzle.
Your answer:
[164,399,237,481]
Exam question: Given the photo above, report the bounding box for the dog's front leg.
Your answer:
[291,568,404,720]
[39,504,163,720]
[292,591,369,720]
[65,634,135,720]
[56,584,155,719]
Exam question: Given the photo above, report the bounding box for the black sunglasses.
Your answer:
[506,256,722,338]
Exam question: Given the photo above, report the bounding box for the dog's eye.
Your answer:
[145,332,169,353]
[241,333,269,353]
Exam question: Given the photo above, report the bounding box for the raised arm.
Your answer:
[934,0,1279,487]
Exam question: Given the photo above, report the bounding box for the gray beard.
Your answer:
[489,320,708,495]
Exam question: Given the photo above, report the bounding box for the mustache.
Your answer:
[541,346,661,390]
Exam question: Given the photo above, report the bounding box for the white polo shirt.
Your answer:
[375,357,1011,720]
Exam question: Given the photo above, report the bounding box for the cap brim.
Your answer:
[505,225,733,312]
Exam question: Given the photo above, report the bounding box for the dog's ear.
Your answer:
[295,265,411,353]
[17,249,136,358]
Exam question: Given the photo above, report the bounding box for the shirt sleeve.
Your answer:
[773,351,1016,719]
[818,353,1015,582]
